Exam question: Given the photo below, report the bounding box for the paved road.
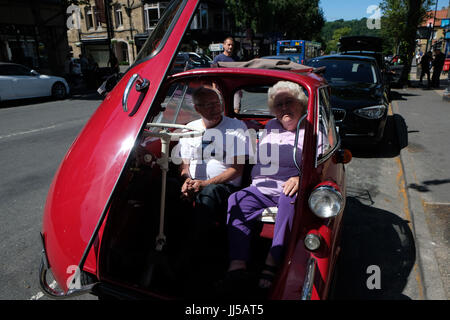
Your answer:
[0,87,447,300]
[0,94,101,300]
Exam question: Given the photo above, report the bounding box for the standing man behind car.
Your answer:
[432,48,445,88]
[213,37,242,113]
[213,37,239,64]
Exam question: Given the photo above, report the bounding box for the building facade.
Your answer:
[0,0,69,75]
[417,6,449,54]
[67,0,235,68]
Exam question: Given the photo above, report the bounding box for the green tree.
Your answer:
[225,0,324,40]
[379,0,435,85]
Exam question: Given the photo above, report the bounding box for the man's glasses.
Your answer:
[195,101,221,108]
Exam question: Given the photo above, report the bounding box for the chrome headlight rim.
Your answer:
[308,185,344,219]
[353,105,387,120]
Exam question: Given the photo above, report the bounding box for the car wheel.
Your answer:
[52,82,67,100]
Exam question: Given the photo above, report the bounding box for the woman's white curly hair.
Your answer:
[267,81,308,111]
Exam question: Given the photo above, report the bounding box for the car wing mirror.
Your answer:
[30,70,39,76]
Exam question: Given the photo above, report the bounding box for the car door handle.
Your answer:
[122,73,149,112]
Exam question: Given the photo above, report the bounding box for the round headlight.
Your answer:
[304,233,321,251]
[308,186,343,218]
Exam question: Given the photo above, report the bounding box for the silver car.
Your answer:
[0,63,70,102]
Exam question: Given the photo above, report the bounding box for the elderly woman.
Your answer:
[226,80,308,288]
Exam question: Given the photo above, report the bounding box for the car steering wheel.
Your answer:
[144,123,204,251]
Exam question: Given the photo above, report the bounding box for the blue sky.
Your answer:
[320,0,383,21]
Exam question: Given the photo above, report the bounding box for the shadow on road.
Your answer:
[345,114,408,159]
[334,197,416,300]
[389,90,419,101]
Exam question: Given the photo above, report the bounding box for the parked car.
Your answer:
[38,0,351,301]
[338,35,394,93]
[306,55,389,145]
[0,62,69,102]
[169,51,211,75]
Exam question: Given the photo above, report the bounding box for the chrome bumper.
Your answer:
[301,257,317,300]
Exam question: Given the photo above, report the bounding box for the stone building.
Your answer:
[417,6,449,53]
[0,0,69,75]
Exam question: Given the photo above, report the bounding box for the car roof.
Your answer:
[309,54,377,62]
[339,36,383,52]
[0,62,19,66]
[261,55,292,60]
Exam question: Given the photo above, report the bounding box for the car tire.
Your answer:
[51,82,67,100]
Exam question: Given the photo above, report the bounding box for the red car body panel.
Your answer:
[42,0,199,292]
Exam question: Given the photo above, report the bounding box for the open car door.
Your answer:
[41,0,199,295]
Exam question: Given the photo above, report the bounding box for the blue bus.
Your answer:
[276,40,322,64]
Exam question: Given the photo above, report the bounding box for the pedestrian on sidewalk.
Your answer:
[431,48,445,88]
[420,51,432,88]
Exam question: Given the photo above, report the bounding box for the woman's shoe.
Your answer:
[258,264,278,289]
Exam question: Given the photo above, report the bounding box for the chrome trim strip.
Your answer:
[293,113,308,173]
[301,257,317,300]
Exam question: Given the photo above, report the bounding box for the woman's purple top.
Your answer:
[250,118,304,196]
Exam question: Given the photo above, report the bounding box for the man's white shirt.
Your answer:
[178,116,249,187]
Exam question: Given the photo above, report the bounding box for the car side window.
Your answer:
[151,82,204,126]
[8,65,31,76]
[316,87,338,162]
[0,66,8,76]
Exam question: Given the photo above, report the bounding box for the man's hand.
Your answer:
[180,179,208,201]
[282,176,299,197]
[191,179,207,193]
[181,178,195,201]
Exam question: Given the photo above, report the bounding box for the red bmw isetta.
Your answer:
[39,0,351,300]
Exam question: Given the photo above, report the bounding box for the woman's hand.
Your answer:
[282,176,299,197]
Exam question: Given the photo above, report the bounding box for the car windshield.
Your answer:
[308,59,378,84]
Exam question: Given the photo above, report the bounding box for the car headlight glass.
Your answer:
[354,105,386,119]
[308,186,344,219]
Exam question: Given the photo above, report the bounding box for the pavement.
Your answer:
[390,74,449,300]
